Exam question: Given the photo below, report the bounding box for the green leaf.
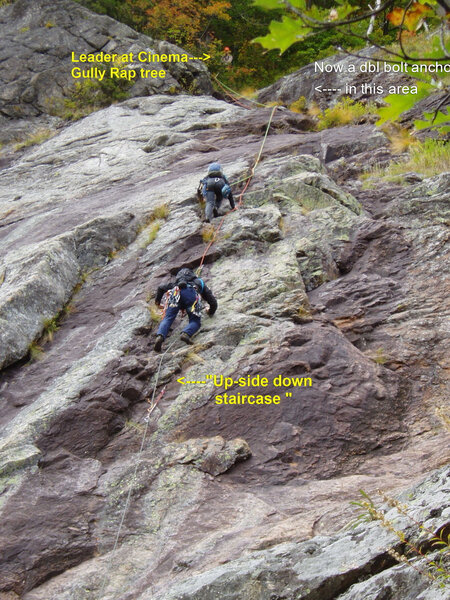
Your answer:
[284,0,307,8]
[252,0,284,9]
[414,110,450,133]
[335,1,359,19]
[253,15,310,53]
[377,81,434,125]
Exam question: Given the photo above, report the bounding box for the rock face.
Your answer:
[257,50,413,108]
[0,0,212,124]
[0,45,448,600]
[149,466,450,600]
[256,51,447,128]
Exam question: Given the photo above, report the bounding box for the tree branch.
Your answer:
[282,0,394,28]
[283,0,449,62]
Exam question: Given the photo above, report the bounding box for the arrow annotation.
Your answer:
[189,54,210,61]
[314,84,357,94]
[177,377,207,384]
[314,85,341,92]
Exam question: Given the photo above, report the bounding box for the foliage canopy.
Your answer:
[252,0,449,134]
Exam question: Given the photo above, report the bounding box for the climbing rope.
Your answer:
[98,338,176,597]
[213,75,269,109]
[99,89,281,594]
[196,104,278,276]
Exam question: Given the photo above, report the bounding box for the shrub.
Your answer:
[49,60,133,120]
[74,0,133,25]
[289,96,307,114]
[317,98,375,130]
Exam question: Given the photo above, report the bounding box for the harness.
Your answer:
[162,281,204,318]
[167,285,181,308]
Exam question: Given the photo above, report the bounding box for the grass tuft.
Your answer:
[201,224,216,243]
[362,139,449,184]
[14,128,55,151]
[28,341,44,362]
[435,405,450,432]
[382,123,419,154]
[349,489,450,587]
[297,305,312,318]
[151,204,170,220]
[125,419,145,433]
[372,347,389,365]
[181,349,206,367]
[42,317,59,343]
[143,222,161,246]
[307,101,322,119]
[239,86,258,99]
[137,203,170,243]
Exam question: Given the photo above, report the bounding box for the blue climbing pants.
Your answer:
[157,286,201,339]
[204,177,225,221]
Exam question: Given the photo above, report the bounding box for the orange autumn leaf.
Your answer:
[387,3,432,32]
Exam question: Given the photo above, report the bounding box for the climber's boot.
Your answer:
[180,332,194,345]
[154,334,164,352]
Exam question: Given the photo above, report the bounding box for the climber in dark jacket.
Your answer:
[154,268,217,352]
[200,162,235,222]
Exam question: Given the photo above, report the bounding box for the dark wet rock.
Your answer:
[0,453,103,593]
[327,145,394,184]
[319,126,386,163]
[0,0,212,124]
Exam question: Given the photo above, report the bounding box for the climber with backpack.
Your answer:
[199,162,235,223]
[153,267,218,352]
